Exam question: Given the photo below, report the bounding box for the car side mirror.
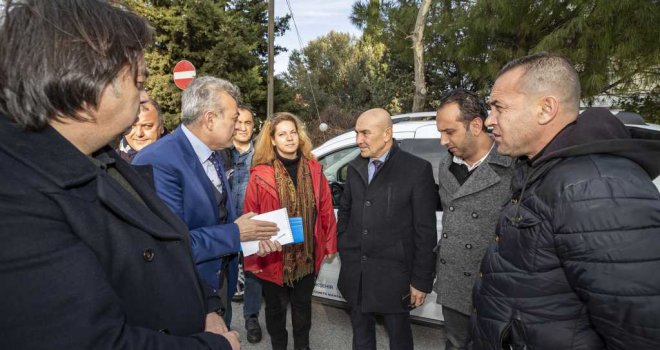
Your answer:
[330,181,344,207]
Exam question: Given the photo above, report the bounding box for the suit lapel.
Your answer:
[349,143,400,186]
[349,156,369,186]
[450,148,511,200]
[215,156,236,221]
[112,150,191,238]
[438,152,461,196]
[174,128,220,222]
[96,150,181,240]
[452,163,501,200]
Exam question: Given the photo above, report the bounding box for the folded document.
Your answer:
[241,208,304,256]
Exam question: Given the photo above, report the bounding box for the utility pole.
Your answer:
[267,0,275,118]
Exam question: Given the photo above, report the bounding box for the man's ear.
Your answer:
[203,111,215,131]
[384,126,393,140]
[537,96,559,125]
[469,117,484,136]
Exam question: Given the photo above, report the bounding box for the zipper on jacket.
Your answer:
[499,321,513,349]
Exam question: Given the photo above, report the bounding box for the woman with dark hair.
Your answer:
[243,112,337,350]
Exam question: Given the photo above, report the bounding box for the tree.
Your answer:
[126,0,293,130]
[284,32,396,141]
[435,0,660,100]
[351,0,440,111]
[411,0,432,111]
[350,0,385,40]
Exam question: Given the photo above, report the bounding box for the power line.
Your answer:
[284,0,322,124]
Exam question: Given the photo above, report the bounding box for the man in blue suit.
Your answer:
[134,76,279,326]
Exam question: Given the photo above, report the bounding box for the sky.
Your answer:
[274,0,363,75]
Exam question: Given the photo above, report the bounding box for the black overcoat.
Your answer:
[0,116,230,349]
[337,143,438,313]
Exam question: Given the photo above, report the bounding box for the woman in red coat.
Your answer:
[243,112,337,350]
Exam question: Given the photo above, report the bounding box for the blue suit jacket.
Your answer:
[133,126,240,299]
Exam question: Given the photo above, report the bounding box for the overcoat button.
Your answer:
[463,272,471,277]
[465,243,472,249]
[143,248,155,262]
[361,255,367,261]
[365,201,372,207]
[471,212,478,218]
[511,198,519,204]
[440,259,446,264]
[449,206,455,211]
[362,229,368,235]
[442,233,448,238]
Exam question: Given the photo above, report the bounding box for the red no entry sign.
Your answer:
[173,60,196,90]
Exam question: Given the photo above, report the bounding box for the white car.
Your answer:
[310,111,660,325]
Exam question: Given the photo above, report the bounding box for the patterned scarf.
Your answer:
[273,157,316,286]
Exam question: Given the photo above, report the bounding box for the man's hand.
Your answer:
[409,286,427,308]
[257,240,282,257]
[205,312,228,334]
[235,212,278,242]
[324,253,337,261]
[205,313,241,349]
[221,330,241,350]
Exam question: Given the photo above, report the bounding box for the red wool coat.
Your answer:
[243,159,337,286]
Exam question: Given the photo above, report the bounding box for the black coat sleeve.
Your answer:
[410,161,439,293]
[0,189,231,350]
[553,168,660,349]
[337,166,353,238]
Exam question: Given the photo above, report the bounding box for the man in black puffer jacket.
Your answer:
[469,52,660,350]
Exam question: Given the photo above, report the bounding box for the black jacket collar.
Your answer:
[530,108,660,179]
[348,140,400,185]
[0,115,97,188]
[0,114,189,240]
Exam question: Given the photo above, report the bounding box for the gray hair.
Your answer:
[181,76,241,125]
[497,52,581,114]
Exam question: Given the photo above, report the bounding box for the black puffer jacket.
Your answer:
[469,108,660,350]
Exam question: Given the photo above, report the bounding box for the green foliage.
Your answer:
[618,93,660,124]
[434,0,660,99]
[126,0,293,129]
[350,0,385,39]
[284,32,397,132]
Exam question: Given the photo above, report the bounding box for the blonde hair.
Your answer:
[253,112,316,167]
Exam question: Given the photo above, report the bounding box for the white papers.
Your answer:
[241,208,293,256]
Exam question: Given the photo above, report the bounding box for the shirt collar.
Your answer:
[370,149,390,164]
[181,124,214,163]
[118,137,136,154]
[232,141,254,157]
[452,142,495,172]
